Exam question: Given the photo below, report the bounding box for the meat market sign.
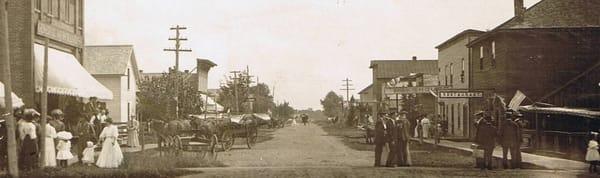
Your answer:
[439,91,483,98]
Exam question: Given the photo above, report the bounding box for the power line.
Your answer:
[340,78,355,103]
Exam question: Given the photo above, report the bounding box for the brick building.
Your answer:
[435,29,484,138]
[467,0,600,154]
[2,0,112,111]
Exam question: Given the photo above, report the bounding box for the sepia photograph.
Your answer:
[0,0,599,177]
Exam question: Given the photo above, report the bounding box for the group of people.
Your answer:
[373,111,412,167]
[9,96,138,170]
[473,109,524,170]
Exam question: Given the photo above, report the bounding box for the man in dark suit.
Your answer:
[499,109,523,169]
[395,112,412,166]
[476,116,497,170]
[385,113,398,167]
[473,111,486,168]
[374,113,387,167]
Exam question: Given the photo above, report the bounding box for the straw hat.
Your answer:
[56,131,73,140]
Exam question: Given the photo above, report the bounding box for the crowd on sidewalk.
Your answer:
[1,96,141,171]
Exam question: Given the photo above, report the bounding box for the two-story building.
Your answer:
[4,0,112,115]
[468,0,600,155]
[84,45,140,123]
[435,29,484,138]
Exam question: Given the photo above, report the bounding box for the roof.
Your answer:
[435,29,485,49]
[84,45,139,78]
[358,84,373,94]
[197,58,217,67]
[470,0,600,46]
[370,60,438,79]
[519,105,600,119]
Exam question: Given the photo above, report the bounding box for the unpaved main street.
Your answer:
[181,122,585,178]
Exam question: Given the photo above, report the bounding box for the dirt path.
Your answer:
[217,123,373,167]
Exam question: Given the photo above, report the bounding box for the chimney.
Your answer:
[514,0,525,20]
[412,56,417,61]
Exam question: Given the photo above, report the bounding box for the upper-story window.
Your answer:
[35,0,41,11]
[444,65,448,86]
[438,68,441,86]
[461,58,465,83]
[127,68,131,90]
[479,46,484,70]
[491,41,496,68]
[449,63,453,85]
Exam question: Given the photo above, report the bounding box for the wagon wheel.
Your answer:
[220,130,235,151]
[246,126,258,149]
[165,136,176,155]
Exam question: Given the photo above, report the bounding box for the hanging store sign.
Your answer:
[37,23,83,47]
[439,91,483,98]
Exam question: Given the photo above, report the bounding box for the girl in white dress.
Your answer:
[82,141,97,166]
[587,132,600,173]
[96,118,123,168]
[56,131,74,167]
[43,123,57,167]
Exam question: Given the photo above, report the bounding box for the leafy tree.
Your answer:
[273,101,295,119]
[138,71,204,121]
[217,75,275,114]
[320,91,343,118]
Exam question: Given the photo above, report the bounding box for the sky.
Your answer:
[85,0,540,110]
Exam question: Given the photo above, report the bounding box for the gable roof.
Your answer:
[435,29,485,50]
[469,0,600,46]
[498,0,600,30]
[358,84,373,94]
[84,45,139,79]
[370,59,438,79]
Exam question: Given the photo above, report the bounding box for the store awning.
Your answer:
[34,44,113,100]
[0,81,24,108]
[519,105,600,119]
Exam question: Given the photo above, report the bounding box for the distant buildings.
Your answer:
[84,45,140,123]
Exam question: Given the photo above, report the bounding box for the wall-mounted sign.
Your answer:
[37,23,83,47]
[384,86,448,95]
[439,91,483,98]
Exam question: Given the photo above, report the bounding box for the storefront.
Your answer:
[437,90,483,138]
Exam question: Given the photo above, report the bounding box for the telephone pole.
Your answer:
[230,71,242,113]
[164,25,192,72]
[340,78,355,105]
[1,0,18,176]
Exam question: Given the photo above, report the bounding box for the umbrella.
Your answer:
[0,81,24,108]
[56,131,73,140]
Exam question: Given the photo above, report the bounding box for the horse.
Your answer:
[150,119,192,156]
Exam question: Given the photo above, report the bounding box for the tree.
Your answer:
[320,91,343,118]
[217,75,275,114]
[249,83,275,113]
[138,71,204,121]
[401,93,418,136]
[273,101,295,119]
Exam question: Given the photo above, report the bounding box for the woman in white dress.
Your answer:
[128,117,140,147]
[43,122,57,167]
[96,118,123,168]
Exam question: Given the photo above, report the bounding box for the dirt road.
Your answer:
[217,123,373,167]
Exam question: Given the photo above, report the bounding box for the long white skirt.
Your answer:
[128,130,140,147]
[44,137,56,167]
[96,137,123,168]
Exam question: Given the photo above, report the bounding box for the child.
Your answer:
[56,131,74,167]
[587,132,600,173]
[82,141,97,166]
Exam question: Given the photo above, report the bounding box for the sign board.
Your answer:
[439,91,483,98]
[37,23,83,47]
[384,86,448,95]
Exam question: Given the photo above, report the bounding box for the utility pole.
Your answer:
[340,78,355,107]
[164,25,191,119]
[230,71,242,114]
[1,0,18,176]
[164,25,192,72]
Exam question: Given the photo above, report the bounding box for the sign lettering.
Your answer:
[37,23,83,47]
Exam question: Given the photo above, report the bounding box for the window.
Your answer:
[127,68,131,90]
[449,63,453,85]
[479,46,484,70]
[444,65,448,86]
[127,102,131,121]
[461,58,465,83]
[491,41,496,68]
[438,68,441,86]
[35,0,41,11]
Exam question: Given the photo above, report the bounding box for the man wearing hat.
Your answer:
[373,112,388,167]
[498,109,523,169]
[473,111,486,168]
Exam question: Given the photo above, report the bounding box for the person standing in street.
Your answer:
[586,132,600,173]
[128,116,140,148]
[396,112,412,166]
[499,109,522,169]
[385,113,397,167]
[475,115,497,170]
[373,113,387,167]
[421,115,431,139]
[473,111,486,168]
